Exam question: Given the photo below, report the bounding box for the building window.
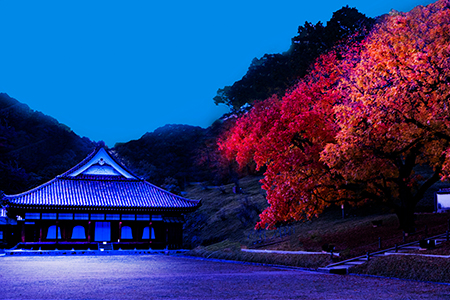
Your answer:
[121,226,133,239]
[0,208,6,217]
[59,213,73,220]
[25,213,40,220]
[74,213,89,220]
[106,214,120,220]
[122,214,135,221]
[137,214,150,221]
[151,215,163,221]
[0,231,3,240]
[142,227,155,240]
[42,213,57,220]
[46,226,61,239]
[91,214,105,220]
[71,226,86,239]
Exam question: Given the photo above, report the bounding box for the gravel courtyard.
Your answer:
[0,255,449,299]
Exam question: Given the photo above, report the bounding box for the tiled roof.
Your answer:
[5,147,200,211]
[6,177,200,210]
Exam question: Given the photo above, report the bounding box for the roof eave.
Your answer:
[8,203,200,213]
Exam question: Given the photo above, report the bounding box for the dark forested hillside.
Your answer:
[113,120,239,191]
[114,124,206,188]
[0,93,95,194]
[0,92,239,196]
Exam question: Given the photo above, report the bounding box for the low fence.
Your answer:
[246,218,450,259]
[347,220,450,258]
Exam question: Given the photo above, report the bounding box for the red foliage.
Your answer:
[220,51,346,228]
[325,0,450,231]
[220,0,450,230]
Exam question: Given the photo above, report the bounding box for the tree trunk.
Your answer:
[394,204,416,233]
[393,169,418,233]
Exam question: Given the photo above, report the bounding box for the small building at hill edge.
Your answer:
[3,146,201,250]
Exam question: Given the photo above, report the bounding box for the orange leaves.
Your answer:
[339,0,450,169]
[221,50,346,228]
[221,0,450,229]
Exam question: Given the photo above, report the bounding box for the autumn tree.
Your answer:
[324,0,450,231]
[220,50,347,228]
[220,0,450,231]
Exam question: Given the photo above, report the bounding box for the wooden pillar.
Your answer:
[118,221,122,242]
[55,220,59,245]
[64,223,68,242]
[39,222,43,242]
[87,221,91,243]
[149,221,152,248]
[134,224,139,242]
[165,226,169,250]
[61,222,65,241]
[21,222,25,243]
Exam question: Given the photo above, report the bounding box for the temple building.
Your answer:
[4,147,200,250]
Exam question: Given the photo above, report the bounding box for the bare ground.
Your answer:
[0,255,449,299]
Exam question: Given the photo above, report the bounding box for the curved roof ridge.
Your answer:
[63,174,140,182]
[142,180,201,205]
[103,148,142,180]
[59,146,100,177]
[59,146,141,180]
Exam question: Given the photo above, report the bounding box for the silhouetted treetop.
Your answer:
[214,6,374,111]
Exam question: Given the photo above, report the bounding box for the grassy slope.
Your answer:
[183,176,450,281]
[183,176,268,249]
[351,254,450,283]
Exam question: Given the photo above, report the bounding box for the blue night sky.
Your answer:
[0,0,434,146]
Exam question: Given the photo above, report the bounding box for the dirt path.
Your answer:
[0,255,449,299]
